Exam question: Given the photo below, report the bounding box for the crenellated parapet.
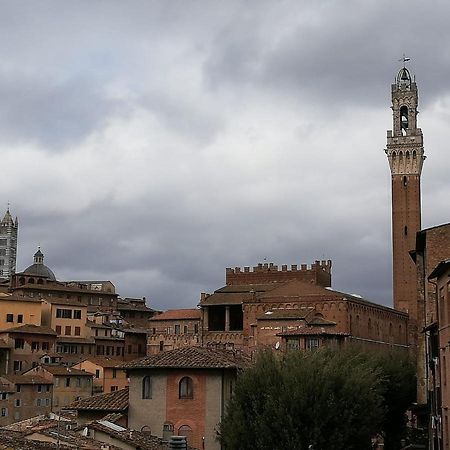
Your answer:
[225,260,332,287]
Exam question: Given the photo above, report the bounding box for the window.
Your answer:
[42,342,49,351]
[76,377,81,387]
[179,377,193,399]
[56,326,62,335]
[1,408,7,417]
[37,398,42,406]
[74,327,81,336]
[159,341,164,352]
[111,386,118,392]
[17,314,23,324]
[15,399,21,407]
[14,338,24,349]
[37,384,42,393]
[65,326,71,336]
[74,310,81,319]
[142,376,152,399]
[175,325,180,335]
[65,377,70,387]
[152,328,156,335]
[0,392,7,400]
[56,309,72,319]
[178,425,193,444]
[6,314,13,323]
[112,368,117,379]
[184,326,188,334]
[306,337,320,351]
[31,342,39,351]
[194,324,199,334]
[95,369,100,378]
[16,384,21,393]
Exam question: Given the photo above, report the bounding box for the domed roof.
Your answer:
[22,248,56,281]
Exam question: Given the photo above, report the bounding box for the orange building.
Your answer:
[0,293,42,329]
[73,357,128,394]
[23,364,93,410]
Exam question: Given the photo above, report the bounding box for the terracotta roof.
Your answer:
[77,357,125,368]
[0,430,69,449]
[0,324,57,335]
[200,283,278,305]
[277,327,349,337]
[44,297,88,307]
[123,346,251,370]
[100,412,124,424]
[4,374,52,385]
[81,421,170,450]
[68,387,128,411]
[56,336,95,344]
[0,294,42,303]
[38,365,93,376]
[150,309,201,321]
[15,281,117,296]
[307,316,337,326]
[257,308,314,320]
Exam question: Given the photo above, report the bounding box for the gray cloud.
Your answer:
[2,1,450,311]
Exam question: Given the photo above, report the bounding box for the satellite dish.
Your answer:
[275,341,280,350]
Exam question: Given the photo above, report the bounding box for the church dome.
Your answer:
[22,248,56,281]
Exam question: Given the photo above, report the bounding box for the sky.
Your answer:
[1,1,450,310]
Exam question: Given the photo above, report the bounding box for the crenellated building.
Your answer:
[199,261,408,353]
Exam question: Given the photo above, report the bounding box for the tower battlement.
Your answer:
[225,260,332,287]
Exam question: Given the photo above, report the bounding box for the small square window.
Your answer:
[6,314,13,323]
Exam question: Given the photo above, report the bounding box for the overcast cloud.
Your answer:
[1,0,450,310]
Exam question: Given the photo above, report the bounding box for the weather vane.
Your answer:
[399,54,411,68]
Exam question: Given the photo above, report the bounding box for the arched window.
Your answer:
[142,376,152,399]
[179,377,193,399]
[178,425,193,444]
[400,106,408,135]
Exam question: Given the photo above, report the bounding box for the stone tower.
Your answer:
[0,207,18,279]
[386,66,425,317]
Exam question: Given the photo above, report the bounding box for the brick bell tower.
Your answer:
[386,64,425,317]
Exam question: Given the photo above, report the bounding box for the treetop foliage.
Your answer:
[220,346,415,450]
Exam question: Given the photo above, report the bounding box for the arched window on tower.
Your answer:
[400,106,408,136]
[142,376,152,399]
[179,376,193,399]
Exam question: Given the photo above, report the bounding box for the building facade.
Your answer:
[125,347,250,450]
[147,309,201,355]
[200,262,408,354]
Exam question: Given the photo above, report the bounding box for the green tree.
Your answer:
[220,347,415,450]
